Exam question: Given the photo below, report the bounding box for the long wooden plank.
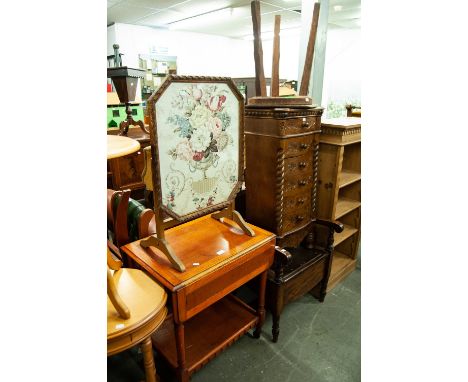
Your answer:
[299,2,320,96]
[251,0,266,96]
[271,15,281,97]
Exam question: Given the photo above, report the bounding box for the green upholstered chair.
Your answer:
[127,198,156,242]
[107,188,156,245]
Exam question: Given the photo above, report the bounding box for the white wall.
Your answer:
[108,23,252,78]
[322,26,361,108]
[262,34,301,81]
[107,22,360,104]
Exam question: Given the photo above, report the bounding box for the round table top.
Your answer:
[107,268,167,338]
[107,135,141,159]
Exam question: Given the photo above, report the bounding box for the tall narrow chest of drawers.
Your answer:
[244,105,323,248]
[244,105,344,342]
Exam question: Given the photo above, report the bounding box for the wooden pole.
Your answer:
[271,15,281,97]
[299,2,320,96]
[251,0,266,97]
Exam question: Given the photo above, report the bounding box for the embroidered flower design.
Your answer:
[175,139,193,161]
[208,117,223,138]
[191,128,212,152]
[193,87,203,101]
[192,151,204,162]
[207,94,226,112]
[216,132,230,151]
[189,104,212,131]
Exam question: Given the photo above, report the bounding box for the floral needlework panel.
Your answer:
[155,82,240,218]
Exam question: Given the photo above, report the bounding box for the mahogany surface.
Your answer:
[121,215,275,382]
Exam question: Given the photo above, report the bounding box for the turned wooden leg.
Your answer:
[253,270,267,338]
[175,322,189,382]
[141,336,157,382]
[272,314,280,343]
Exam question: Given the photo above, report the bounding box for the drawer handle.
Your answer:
[299,180,307,186]
[296,215,304,222]
[297,198,306,204]
[300,143,309,150]
[298,162,307,169]
[302,120,310,128]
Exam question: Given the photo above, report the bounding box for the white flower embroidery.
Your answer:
[191,129,212,152]
[189,104,212,131]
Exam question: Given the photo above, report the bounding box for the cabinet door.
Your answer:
[109,148,145,190]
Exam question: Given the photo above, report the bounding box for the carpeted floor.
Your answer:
[108,262,361,382]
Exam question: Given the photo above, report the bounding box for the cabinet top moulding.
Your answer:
[320,117,361,145]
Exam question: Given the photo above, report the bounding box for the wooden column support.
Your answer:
[251,0,267,97]
[271,15,281,97]
[299,2,320,96]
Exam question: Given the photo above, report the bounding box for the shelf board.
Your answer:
[338,170,361,188]
[334,198,361,219]
[152,295,258,375]
[327,251,357,291]
[334,224,359,247]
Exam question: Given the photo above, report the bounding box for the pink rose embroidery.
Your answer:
[175,139,193,161]
[208,95,227,112]
[192,151,204,161]
[210,117,223,138]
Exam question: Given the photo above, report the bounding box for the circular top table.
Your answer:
[107,135,141,159]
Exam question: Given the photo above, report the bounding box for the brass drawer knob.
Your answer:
[300,143,308,149]
[297,198,306,204]
[302,120,310,128]
[298,162,307,168]
[296,215,304,222]
[299,180,307,186]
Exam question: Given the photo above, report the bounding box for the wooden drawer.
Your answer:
[284,193,312,211]
[278,116,320,136]
[284,154,313,196]
[282,135,314,158]
[182,241,275,321]
[280,203,312,235]
[284,173,314,196]
[284,154,313,175]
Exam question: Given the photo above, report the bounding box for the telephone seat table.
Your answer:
[121,214,276,382]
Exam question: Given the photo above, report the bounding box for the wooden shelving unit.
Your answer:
[317,117,361,290]
[334,224,359,247]
[338,170,361,188]
[335,198,361,219]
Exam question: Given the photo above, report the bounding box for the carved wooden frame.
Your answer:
[146,75,245,223]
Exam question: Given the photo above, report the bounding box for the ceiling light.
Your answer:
[334,5,343,11]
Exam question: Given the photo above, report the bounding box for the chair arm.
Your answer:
[272,246,292,282]
[314,219,344,253]
[315,219,344,233]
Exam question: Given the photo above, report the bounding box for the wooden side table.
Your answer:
[122,215,276,382]
[107,127,150,200]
